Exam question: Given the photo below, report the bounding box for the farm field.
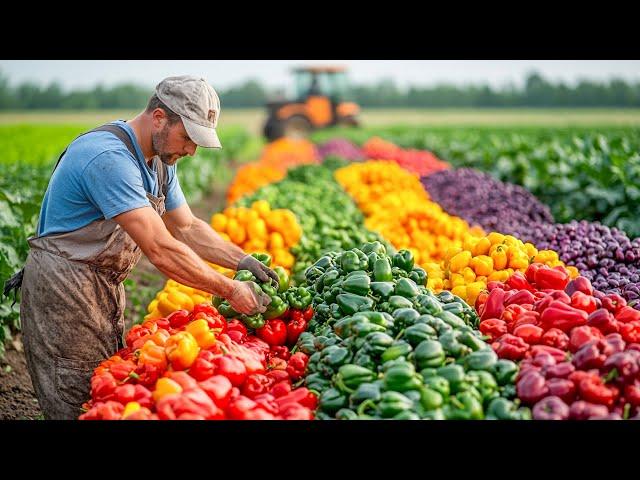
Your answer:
[1,110,639,420]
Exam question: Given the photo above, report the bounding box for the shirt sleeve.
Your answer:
[80,149,151,219]
[164,165,187,212]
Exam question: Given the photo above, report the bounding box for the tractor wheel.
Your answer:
[338,115,360,127]
[263,116,285,142]
[283,115,313,140]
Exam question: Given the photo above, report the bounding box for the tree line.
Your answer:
[1,70,640,109]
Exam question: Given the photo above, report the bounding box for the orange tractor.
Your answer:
[262,66,361,141]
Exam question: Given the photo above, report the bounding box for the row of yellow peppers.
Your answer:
[334,160,578,307]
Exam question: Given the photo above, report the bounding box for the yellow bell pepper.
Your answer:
[164,332,200,371]
[185,319,217,349]
[491,245,508,270]
[122,402,142,418]
[449,251,472,273]
[152,377,183,402]
[470,255,493,276]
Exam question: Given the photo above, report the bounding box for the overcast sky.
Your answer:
[1,60,639,91]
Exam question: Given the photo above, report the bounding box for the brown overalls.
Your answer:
[18,123,167,419]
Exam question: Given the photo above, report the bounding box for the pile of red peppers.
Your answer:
[476,262,640,419]
[80,304,317,420]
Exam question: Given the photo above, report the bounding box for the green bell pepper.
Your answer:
[239,313,265,330]
[233,269,256,282]
[380,341,413,363]
[412,339,446,370]
[286,287,313,310]
[342,274,371,296]
[320,345,351,370]
[217,301,239,319]
[393,411,421,420]
[436,364,466,393]
[421,408,445,420]
[392,307,421,330]
[373,257,393,282]
[423,375,450,398]
[388,295,414,311]
[353,350,377,371]
[362,332,395,357]
[377,391,414,418]
[383,361,423,392]
[419,387,444,411]
[250,252,272,267]
[313,334,339,351]
[319,387,348,415]
[340,251,362,273]
[464,349,498,372]
[273,266,290,293]
[305,372,331,393]
[436,310,468,329]
[408,267,427,287]
[394,277,420,299]
[354,311,393,329]
[403,323,438,347]
[444,391,484,420]
[322,269,342,288]
[459,331,489,352]
[370,281,395,301]
[392,249,414,272]
[492,359,519,386]
[297,332,317,355]
[351,320,387,338]
[361,241,387,256]
[313,255,335,270]
[337,293,375,315]
[486,397,532,420]
[391,267,409,279]
[335,408,359,420]
[414,294,443,316]
[335,364,378,393]
[349,381,382,408]
[439,331,472,358]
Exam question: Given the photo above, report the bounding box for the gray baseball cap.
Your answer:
[155,75,222,148]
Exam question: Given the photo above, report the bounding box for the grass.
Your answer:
[2,108,640,134]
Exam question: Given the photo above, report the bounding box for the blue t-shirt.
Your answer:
[37,120,186,237]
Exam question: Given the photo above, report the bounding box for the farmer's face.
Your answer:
[152,111,197,165]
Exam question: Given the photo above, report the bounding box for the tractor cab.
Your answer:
[263,66,360,141]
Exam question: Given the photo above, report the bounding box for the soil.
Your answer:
[0,167,236,420]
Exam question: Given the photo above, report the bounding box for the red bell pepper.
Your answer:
[156,387,225,420]
[242,373,275,399]
[274,386,317,410]
[211,355,247,387]
[286,311,308,346]
[547,378,577,404]
[516,370,549,405]
[113,384,153,409]
[513,324,544,345]
[505,290,536,307]
[166,310,191,329]
[90,372,118,403]
[270,345,291,361]
[265,369,290,384]
[479,318,508,342]
[565,276,594,297]
[225,319,248,341]
[587,308,619,335]
[270,381,292,398]
[534,265,569,290]
[572,341,608,370]
[601,293,627,314]
[506,272,536,292]
[256,319,288,346]
[189,349,219,381]
[620,321,640,344]
[198,375,233,409]
[540,328,569,350]
[227,395,274,420]
[286,352,309,381]
[569,325,605,353]
[570,291,598,314]
[616,306,640,323]
[529,345,567,363]
[539,301,588,333]
[79,401,125,420]
[109,359,139,383]
[480,287,506,321]
[492,334,529,360]
[578,374,619,407]
[525,263,543,284]
[267,356,288,371]
[302,306,314,322]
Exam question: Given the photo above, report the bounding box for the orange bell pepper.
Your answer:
[138,340,168,371]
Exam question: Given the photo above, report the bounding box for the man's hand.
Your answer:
[227,280,272,315]
[237,255,280,289]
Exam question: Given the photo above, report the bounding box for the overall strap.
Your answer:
[53,122,137,173]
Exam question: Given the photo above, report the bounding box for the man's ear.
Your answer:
[151,108,167,129]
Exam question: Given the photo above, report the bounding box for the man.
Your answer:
[16,75,278,419]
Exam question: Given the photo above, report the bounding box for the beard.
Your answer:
[151,124,180,166]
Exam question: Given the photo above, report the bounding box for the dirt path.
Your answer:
[0,167,236,420]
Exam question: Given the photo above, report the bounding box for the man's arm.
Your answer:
[114,206,269,314]
[162,203,246,270]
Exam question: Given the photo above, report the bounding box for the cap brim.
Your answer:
[182,116,222,148]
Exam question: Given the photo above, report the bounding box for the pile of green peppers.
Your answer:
[295,242,531,420]
[236,164,393,285]
[213,253,312,330]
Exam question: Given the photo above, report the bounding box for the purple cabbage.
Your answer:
[421,168,554,235]
[317,138,363,162]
